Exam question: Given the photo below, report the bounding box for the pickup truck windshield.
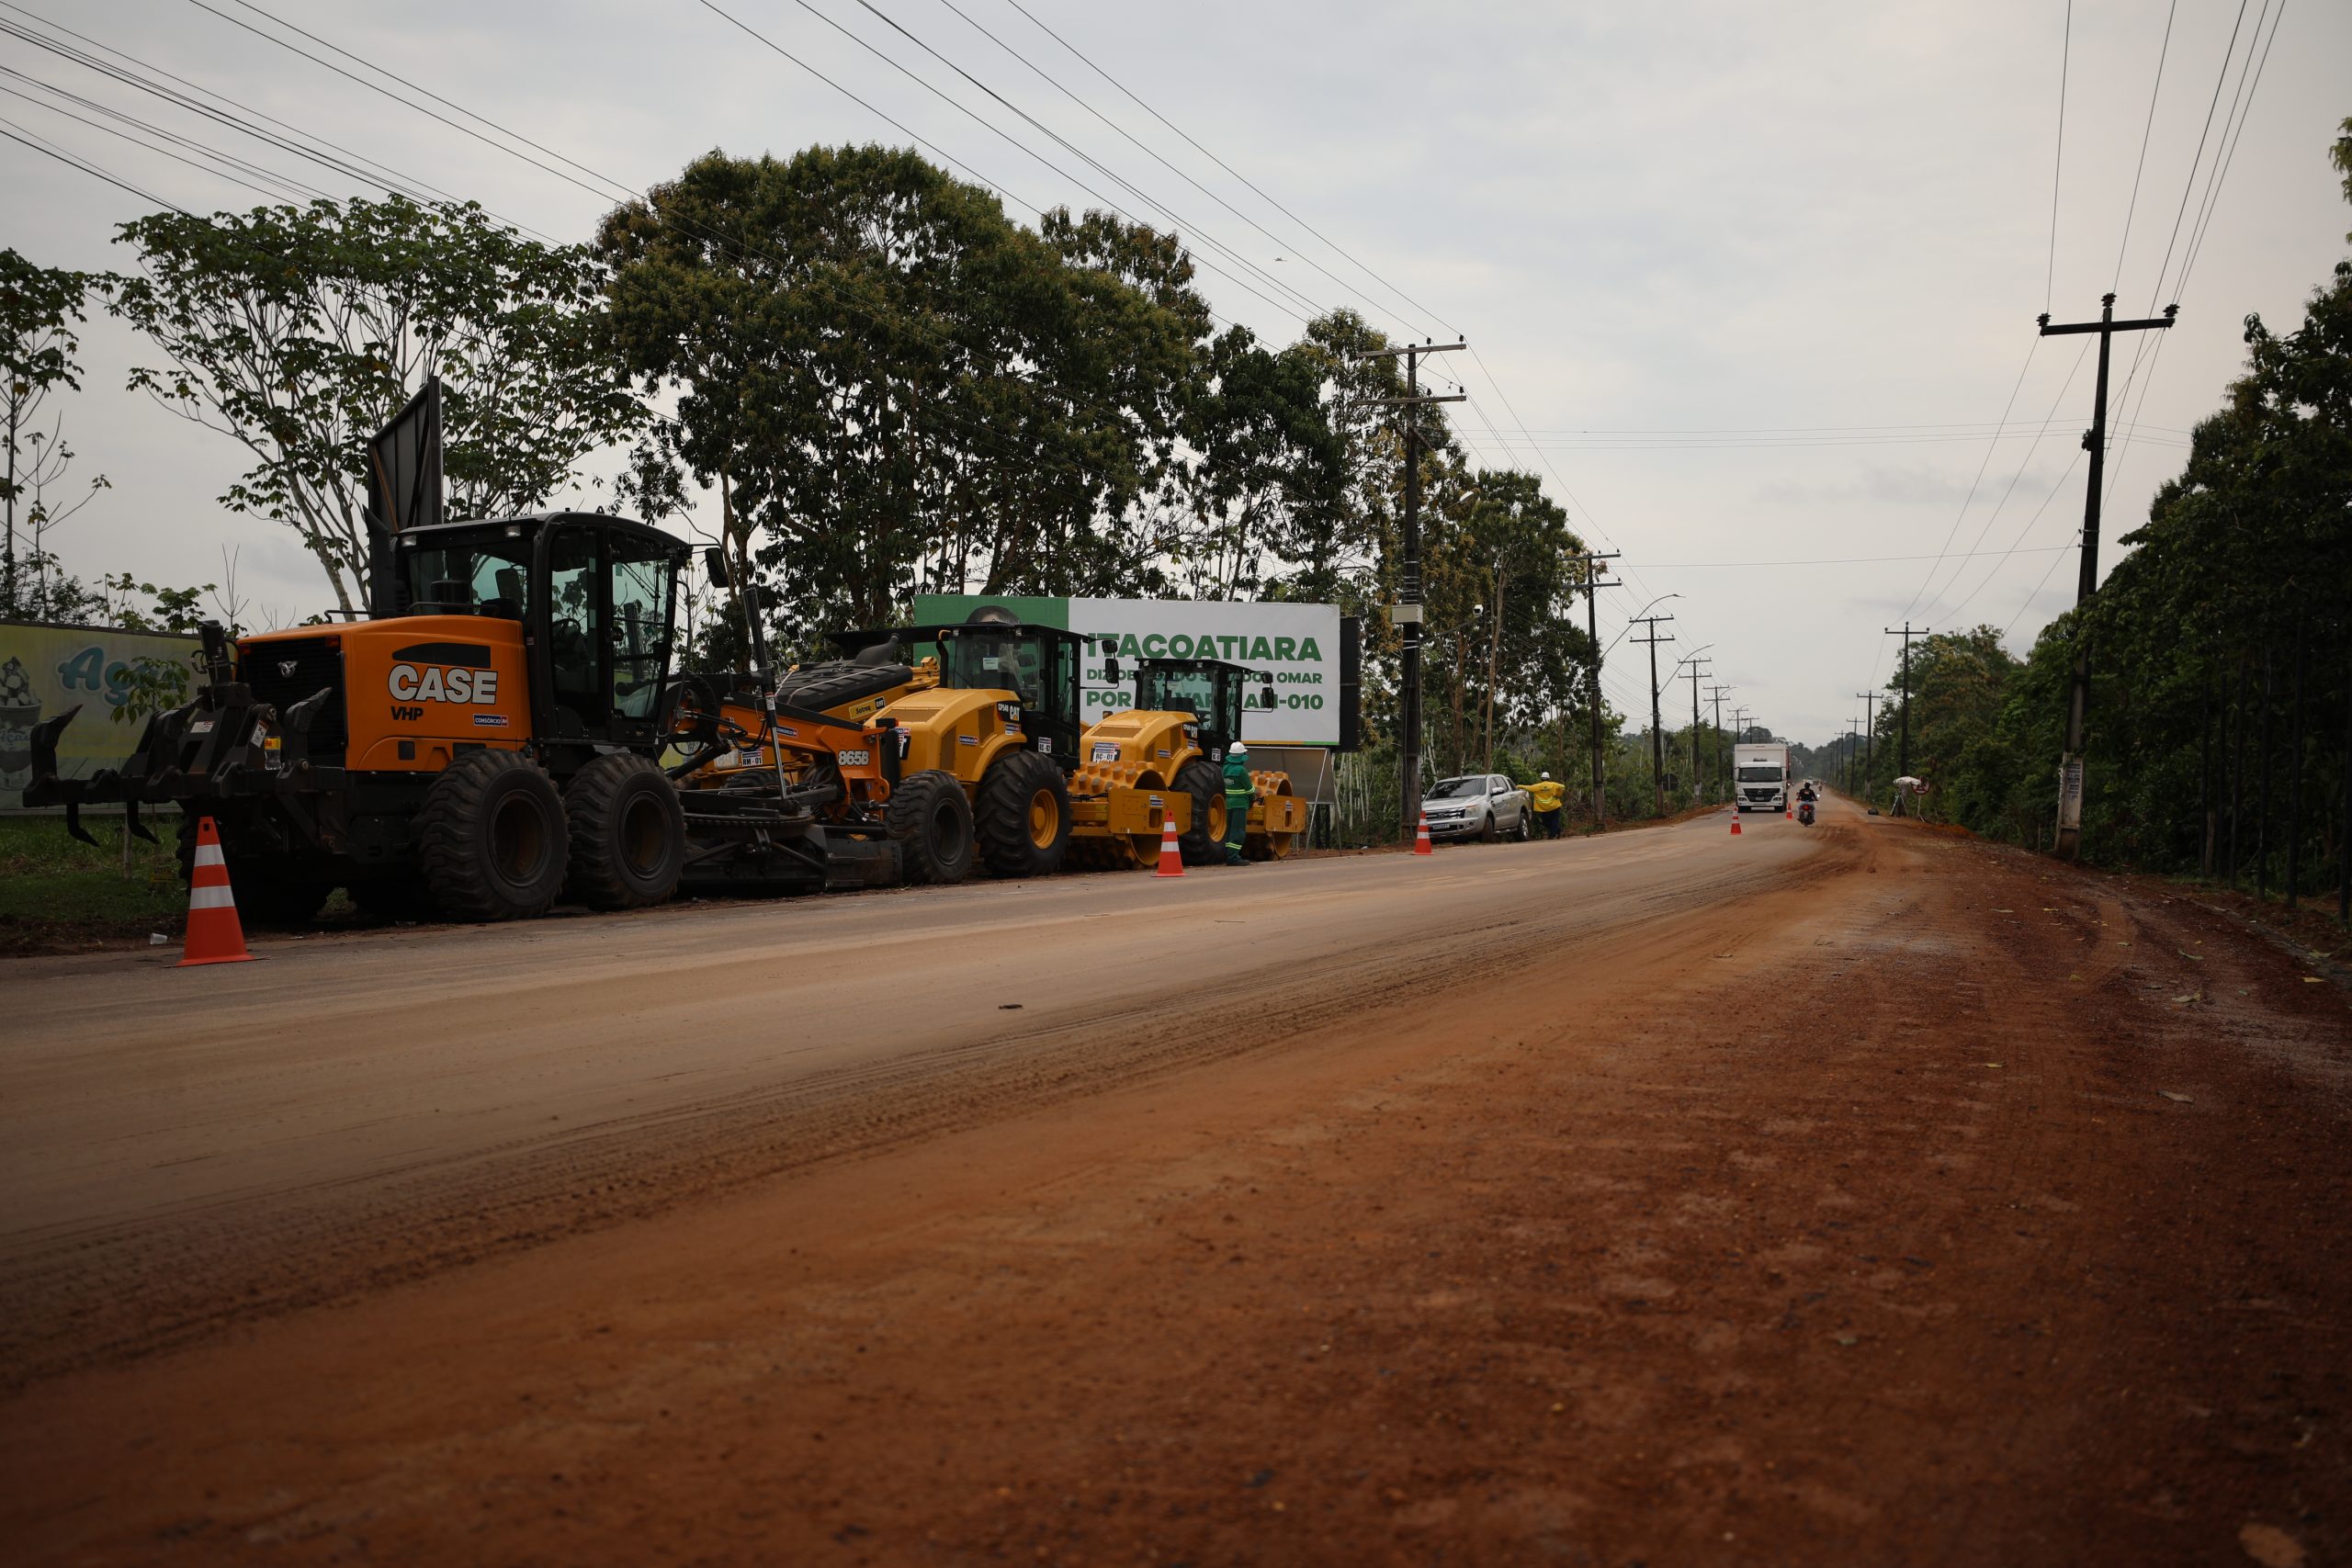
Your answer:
[1736,765,1784,782]
[1428,778,1485,799]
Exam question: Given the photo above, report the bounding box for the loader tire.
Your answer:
[564,752,685,910]
[1174,757,1227,866]
[176,811,330,927]
[886,769,975,886]
[975,748,1070,879]
[418,749,568,921]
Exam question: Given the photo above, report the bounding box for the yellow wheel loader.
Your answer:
[831,608,1189,881]
[1077,650,1309,867]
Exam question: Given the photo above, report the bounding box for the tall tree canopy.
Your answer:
[108,197,643,615]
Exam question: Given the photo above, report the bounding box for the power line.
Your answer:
[995,0,1456,337]
[2110,0,2181,292]
[927,0,1433,342]
[1916,338,2092,625]
[2046,0,2071,311]
[842,0,1334,326]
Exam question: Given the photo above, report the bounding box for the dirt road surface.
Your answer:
[4,799,2346,1565]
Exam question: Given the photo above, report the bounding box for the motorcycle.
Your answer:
[1796,793,1817,827]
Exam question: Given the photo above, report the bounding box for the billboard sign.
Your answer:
[0,620,202,809]
[910,594,1350,747]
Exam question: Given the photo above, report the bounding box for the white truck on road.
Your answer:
[1733,741,1792,813]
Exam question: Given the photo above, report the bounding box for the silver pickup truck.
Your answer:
[1422,773,1531,842]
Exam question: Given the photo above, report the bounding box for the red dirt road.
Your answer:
[4,801,2348,1564]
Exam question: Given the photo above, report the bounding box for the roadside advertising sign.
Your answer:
[0,620,201,810]
[911,595,1353,748]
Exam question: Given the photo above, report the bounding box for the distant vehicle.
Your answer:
[1423,773,1530,841]
[1733,742,1792,813]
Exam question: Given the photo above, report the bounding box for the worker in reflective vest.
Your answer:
[1527,771,1567,839]
[1221,741,1255,866]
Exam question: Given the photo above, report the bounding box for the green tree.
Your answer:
[2,249,109,619]
[107,197,643,616]
[599,147,1209,649]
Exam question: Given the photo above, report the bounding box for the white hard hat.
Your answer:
[1229,740,1248,757]
[1540,771,1551,780]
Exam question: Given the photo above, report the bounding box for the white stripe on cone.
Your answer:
[187,886,236,910]
[192,844,226,869]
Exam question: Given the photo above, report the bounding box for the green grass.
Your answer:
[0,814,188,948]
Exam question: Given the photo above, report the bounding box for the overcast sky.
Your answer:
[6,0,2346,743]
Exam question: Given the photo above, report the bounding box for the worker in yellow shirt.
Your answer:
[1527,771,1567,839]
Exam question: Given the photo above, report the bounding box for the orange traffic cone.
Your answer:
[178,816,258,966]
[1412,811,1434,855]
[1154,811,1185,877]
[1730,811,1742,836]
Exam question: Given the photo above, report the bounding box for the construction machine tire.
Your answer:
[564,752,686,910]
[1174,756,1227,866]
[976,748,1071,879]
[886,769,975,886]
[417,749,569,921]
[175,811,330,927]
[776,659,916,714]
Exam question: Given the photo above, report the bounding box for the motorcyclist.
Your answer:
[1796,779,1818,823]
[1221,741,1254,866]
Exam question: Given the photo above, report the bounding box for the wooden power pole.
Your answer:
[2038,293,2177,858]
[1361,339,1464,840]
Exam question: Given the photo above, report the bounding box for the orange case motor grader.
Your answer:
[22,511,903,921]
[1074,650,1306,868]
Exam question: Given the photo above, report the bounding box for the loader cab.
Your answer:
[1131,657,1273,760]
[922,618,1085,767]
[396,512,685,754]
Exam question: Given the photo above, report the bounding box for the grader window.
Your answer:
[404,530,531,618]
[608,539,674,721]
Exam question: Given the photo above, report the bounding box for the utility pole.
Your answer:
[1848,716,1863,794]
[2039,294,2177,859]
[1883,625,1926,786]
[1630,617,1675,817]
[1564,551,1621,826]
[1854,691,1877,802]
[1685,659,1711,806]
[1362,338,1465,840]
[1709,684,1734,803]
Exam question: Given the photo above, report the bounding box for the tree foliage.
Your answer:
[107,197,643,615]
[1,248,108,620]
[1830,130,2351,896]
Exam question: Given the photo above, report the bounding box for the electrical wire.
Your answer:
[2047,0,2071,311]
[2110,0,2180,292]
[994,0,1457,337]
